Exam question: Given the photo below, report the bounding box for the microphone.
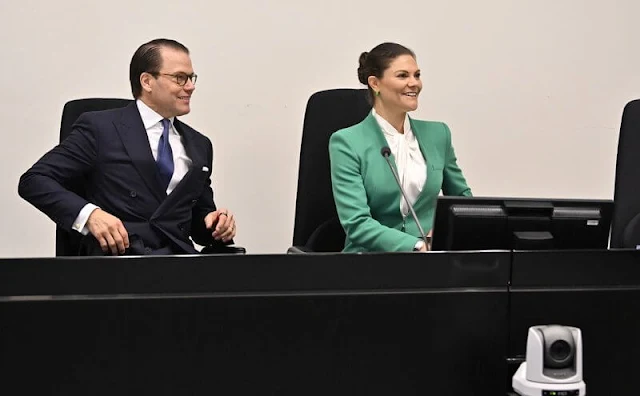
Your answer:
[380,146,430,249]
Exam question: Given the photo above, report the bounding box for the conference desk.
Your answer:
[0,250,638,395]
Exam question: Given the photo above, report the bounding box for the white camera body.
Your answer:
[513,325,586,396]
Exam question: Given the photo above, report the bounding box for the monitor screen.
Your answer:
[431,197,613,251]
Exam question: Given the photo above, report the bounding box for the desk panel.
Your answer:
[509,249,640,395]
[0,252,510,396]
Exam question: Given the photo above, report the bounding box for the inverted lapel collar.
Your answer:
[408,116,438,171]
[364,112,400,173]
[114,103,166,203]
[174,118,205,168]
[366,112,438,168]
[368,113,436,206]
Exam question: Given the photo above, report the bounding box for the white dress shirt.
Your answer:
[372,108,427,218]
[71,99,192,235]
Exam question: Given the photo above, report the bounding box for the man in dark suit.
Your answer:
[18,38,237,255]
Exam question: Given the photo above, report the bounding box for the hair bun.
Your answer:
[357,51,370,85]
[358,51,369,66]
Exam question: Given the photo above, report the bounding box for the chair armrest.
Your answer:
[287,245,312,254]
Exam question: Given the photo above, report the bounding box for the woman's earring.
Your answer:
[375,91,380,96]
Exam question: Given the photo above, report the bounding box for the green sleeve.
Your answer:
[441,123,472,197]
[329,132,420,252]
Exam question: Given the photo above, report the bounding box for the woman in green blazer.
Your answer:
[329,42,472,253]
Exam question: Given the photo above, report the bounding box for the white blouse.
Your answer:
[372,109,427,218]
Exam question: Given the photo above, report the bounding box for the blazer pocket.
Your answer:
[198,164,210,177]
[183,165,208,196]
[196,164,211,184]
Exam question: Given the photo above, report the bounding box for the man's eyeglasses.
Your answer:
[154,72,198,86]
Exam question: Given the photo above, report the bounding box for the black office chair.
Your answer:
[57,98,245,256]
[288,89,371,253]
[611,99,640,248]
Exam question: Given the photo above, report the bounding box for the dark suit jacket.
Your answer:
[19,102,226,254]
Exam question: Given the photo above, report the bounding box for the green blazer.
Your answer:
[329,112,472,252]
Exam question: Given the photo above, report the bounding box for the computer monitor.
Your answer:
[431,197,614,251]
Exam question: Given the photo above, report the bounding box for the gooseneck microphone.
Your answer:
[380,146,430,247]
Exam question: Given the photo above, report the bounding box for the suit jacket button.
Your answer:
[130,191,137,198]
[191,199,197,204]
[144,247,152,254]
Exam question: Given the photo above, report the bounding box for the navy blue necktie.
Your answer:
[157,118,174,191]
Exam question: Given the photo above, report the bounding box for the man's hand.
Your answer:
[86,209,130,255]
[204,209,236,243]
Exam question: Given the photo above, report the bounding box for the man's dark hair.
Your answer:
[129,38,190,98]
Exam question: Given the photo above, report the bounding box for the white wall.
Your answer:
[1,0,639,257]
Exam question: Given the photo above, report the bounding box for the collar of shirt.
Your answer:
[136,99,176,132]
[371,108,413,140]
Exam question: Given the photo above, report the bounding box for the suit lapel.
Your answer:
[366,113,438,207]
[409,117,441,207]
[167,119,205,196]
[408,116,439,171]
[175,118,204,167]
[365,112,439,169]
[363,113,404,215]
[363,113,399,170]
[114,103,166,203]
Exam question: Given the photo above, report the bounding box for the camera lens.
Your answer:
[549,340,571,361]
[540,326,577,370]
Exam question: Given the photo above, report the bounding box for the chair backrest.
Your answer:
[291,89,371,251]
[56,98,132,256]
[611,99,640,248]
